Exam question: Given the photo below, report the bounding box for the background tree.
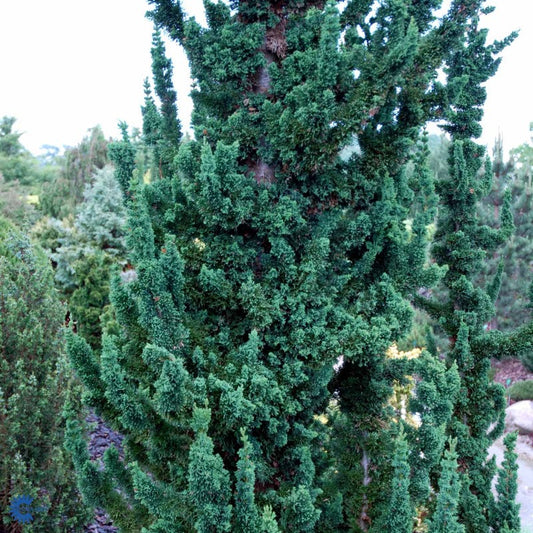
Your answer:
[510,122,533,191]
[0,116,34,184]
[0,117,59,228]
[65,1,516,531]
[427,134,452,184]
[0,217,90,532]
[0,175,39,228]
[40,126,110,219]
[49,165,128,349]
[476,135,533,338]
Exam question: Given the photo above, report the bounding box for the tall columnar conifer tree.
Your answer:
[66,1,516,530]
[415,6,525,532]
[39,126,110,218]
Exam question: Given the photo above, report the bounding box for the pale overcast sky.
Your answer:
[0,0,531,157]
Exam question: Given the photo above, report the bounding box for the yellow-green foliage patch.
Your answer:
[508,380,533,401]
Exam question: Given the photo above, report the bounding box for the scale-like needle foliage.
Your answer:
[66,1,517,530]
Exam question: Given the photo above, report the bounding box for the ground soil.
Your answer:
[492,357,533,389]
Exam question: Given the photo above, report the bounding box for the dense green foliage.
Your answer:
[508,380,533,401]
[142,29,182,180]
[492,432,521,533]
[46,165,128,349]
[478,136,533,335]
[414,10,527,529]
[403,129,533,366]
[0,117,59,228]
[61,1,525,532]
[428,439,464,533]
[377,429,413,533]
[40,126,110,219]
[475,133,533,372]
[0,219,90,532]
[0,117,39,185]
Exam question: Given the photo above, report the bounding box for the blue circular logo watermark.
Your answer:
[9,494,48,524]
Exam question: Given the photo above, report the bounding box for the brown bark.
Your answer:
[242,1,324,186]
[358,445,372,531]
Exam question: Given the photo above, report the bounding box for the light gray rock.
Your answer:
[506,400,533,435]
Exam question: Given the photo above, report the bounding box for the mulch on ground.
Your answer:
[492,357,533,388]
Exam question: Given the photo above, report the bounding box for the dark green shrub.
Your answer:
[521,350,533,373]
[508,380,533,401]
[0,219,91,532]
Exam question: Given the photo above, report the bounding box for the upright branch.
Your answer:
[416,5,519,531]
